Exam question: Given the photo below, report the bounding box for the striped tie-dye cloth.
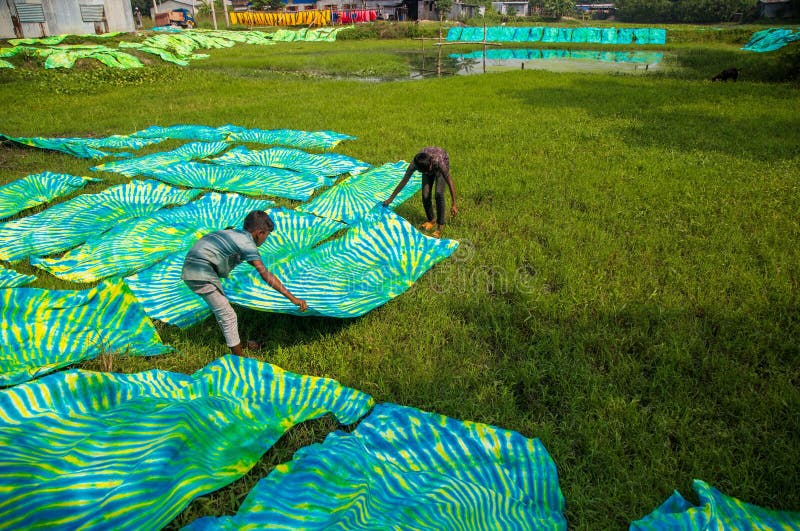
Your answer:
[0,266,35,288]
[91,141,230,177]
[227,206,458,317]
[186,402,566,530]
[0,355,374,529]
[0,172,102,220]
[0,180,200,261]
[143,161,333,201]
[31,193,275,283]
[130,125,355,150]
[0,280,170,386]
[210,146,371,177]
[126,207,455,325]
[630,479,800,530]
[124,208,345,327]
[298,162,420,225]
[0,132,164,158]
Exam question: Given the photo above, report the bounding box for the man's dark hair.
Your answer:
[243,210,274,232]
[413,151,433,172]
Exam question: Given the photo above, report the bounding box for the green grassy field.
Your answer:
[1,31,799,529]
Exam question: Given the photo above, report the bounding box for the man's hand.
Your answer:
[450,204,459,217]
[294,298,308,312]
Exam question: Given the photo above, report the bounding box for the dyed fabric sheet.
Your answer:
[31,193,274,283]
[91,141,230,176]
[0,180,199,261]
[0,280,170,386]
[0,132,163,159]
[742,27,800,52]
[0,266,35,288]
[143,161,333,201]
[0,172,101,220]
[131,125,355,150]
[630,479,800,530]
[229,11,332,28]
[124,208,345,327]
[449,26,666,45]
[210,146,371,177]
[0,356,373,529]
[187,402,566,530]
[298,161,418,225]
[451,49,663,65]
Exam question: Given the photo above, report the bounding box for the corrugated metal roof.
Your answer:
[80,4,106,22]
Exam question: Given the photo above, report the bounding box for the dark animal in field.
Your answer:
[711,67,740,82]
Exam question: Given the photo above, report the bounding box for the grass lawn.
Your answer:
[1,31,799,529]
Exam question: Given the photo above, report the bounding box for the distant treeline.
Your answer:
[615,0,793,22]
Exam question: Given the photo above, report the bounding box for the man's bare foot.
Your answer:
[420,221,436,231]
[245,340,260,351]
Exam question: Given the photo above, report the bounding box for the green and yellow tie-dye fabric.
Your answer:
[126,207,456,325]
[124,208,345,327]
[186,402,566,530]
[0,266,35,288]
[91,141,230,176]
[144,161,333,201]
[0,172,101,220]
[31,193,274,283]
[0,180,200,261]
[630,479,800,530]
[210,146,371,177]
[0,280,170,386]
[298,162,420,225]
[0,132,164,159]
[131,125,355,150]
[0,355,373,528]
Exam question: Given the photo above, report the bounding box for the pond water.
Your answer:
[409,48,665,79]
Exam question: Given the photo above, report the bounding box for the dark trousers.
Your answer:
[422,173,447,225]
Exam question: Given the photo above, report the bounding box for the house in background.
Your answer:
[1,0,135,39]
[149,0,198,19]
[757,0,796,17]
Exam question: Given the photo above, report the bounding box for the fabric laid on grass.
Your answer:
[124,208,345,327]
[0,280,170,386]
[130,125,355,150]
[0,132,164,159]
[210,146,371,177]
[186,402,566,530]
[742,27,800,52]
[447,26,666,45]
[117,41,193,66]
[143,161,334,201]
[40,45,144,69]
[31,193,274,283]
[0,266,35,288]
[630,479,800,530]
[226,207,458,317]
[0,59,13,68]
[0,172,101,220]
[0,180,200,261]
[7,35,68,46]
[297,161,418,225]
[90,141,230,176]
[0,355,373,529]
[451,49,663,64]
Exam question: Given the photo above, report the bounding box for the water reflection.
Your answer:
[410,48,663,78]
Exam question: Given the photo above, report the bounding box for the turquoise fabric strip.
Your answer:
[31,193,274,283]
[298,161,419,225]
[0,172,101,220]
[0,355,373,528]
[742,27,800,52]
[210,146,370,177]
[0,180,200,261]
[0,280,171,386]
[186,402,566,530]
[447,26,666,45]
[0,266,35,288]
[130,125,355,149]
[630,479,800,530]
[91,141,230,177]
[0,132,163,159]
[143,161,331,201]
[226,207,458,317]
[124,208,345,328]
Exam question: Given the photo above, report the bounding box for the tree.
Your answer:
[252,0,284,10]
[435,0,454,20]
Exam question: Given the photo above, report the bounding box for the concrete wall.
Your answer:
[0,0,134,39]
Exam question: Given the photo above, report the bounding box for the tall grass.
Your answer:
[1,38,799,529]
